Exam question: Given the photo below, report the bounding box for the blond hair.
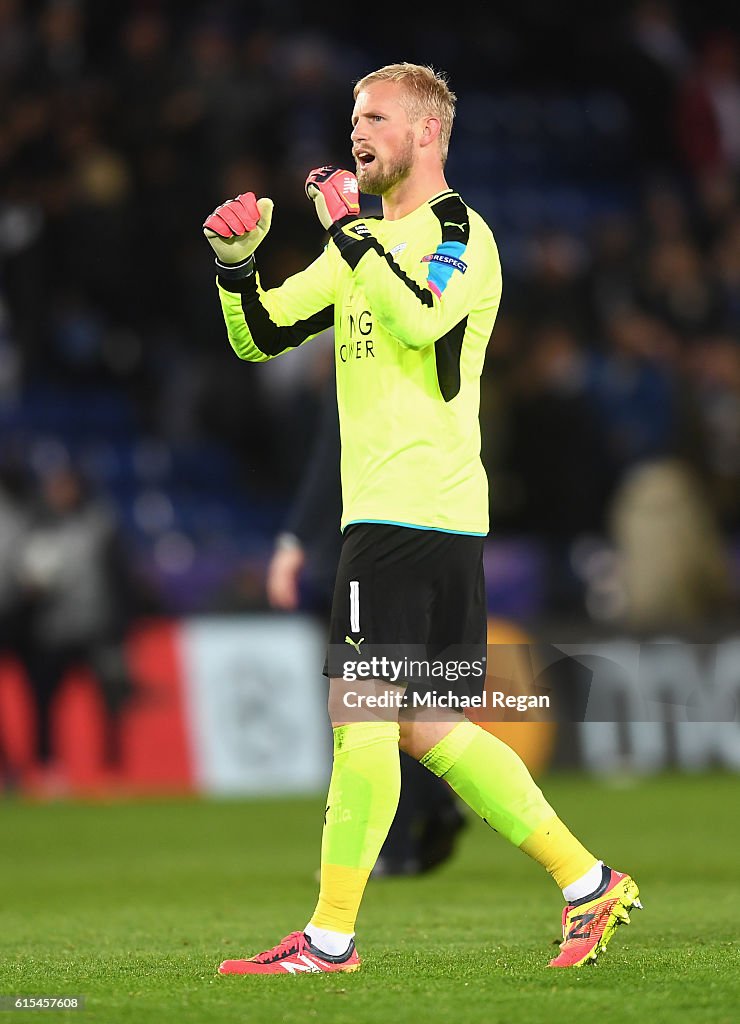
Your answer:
[353,63,456,163]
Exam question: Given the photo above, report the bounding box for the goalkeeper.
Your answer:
[204,62,641,974]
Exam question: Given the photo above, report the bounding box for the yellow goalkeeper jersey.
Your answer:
[216,188,502,535]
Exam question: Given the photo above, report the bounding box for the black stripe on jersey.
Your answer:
[429,193,470,245]
[377,196,467,309]
[429,194,470,399]
[329,219,384,269]
[382,252,434,308]
[220,271,333,356]
[434,315,468,402]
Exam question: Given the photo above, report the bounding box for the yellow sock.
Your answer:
[420,720,597,888]
[519,815,598,890]
[310,720,400,934]
[421,720,554,845]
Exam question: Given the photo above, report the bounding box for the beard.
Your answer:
[356,131,415,196]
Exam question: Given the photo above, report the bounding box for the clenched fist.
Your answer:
[305,167,360,230]
[203,192,274,266]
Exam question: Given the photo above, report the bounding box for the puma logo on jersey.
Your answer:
[444,221,466,231]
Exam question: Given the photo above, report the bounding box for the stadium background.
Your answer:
[1,0,738,793]
[1,5,739,1022]
[0,4,736,778]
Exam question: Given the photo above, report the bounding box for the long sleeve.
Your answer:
[216,246,338,362]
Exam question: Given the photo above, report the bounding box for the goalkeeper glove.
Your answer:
[203,192,273,279]
[305,166,376,268]
[305,166,360,229]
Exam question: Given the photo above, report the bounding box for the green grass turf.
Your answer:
[1,775,739,1024]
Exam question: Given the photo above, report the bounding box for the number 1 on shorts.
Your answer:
[349,580,360,633]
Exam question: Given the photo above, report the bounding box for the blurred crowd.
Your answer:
[0,0,738,626]
[0,462,139,792]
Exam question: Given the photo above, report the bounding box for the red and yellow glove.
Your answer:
[203,192,273,278]
[305,166,360,229]
[305,165,377,268]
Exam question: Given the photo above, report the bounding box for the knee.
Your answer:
[399,717,467,763]
[398,719,417,757]
[398,719,435,761]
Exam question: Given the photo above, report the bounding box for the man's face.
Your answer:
[351,80,417,196]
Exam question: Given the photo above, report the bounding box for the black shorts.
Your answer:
[324,523,487,696]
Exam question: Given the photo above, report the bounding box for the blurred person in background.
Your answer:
[516,230,590,336]
[18,465,137,795]
[613,0,690,169]
[499,323,612,613]
[677,31,740,181]
[610,458,732,630]
[639,236,726,340]
[585,213,640,330]
[711,207,740,331]
[686,334,740,533]
[585,308,700,476]
[0,460,34,792]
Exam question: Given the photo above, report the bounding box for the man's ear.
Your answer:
[419,116,442,148]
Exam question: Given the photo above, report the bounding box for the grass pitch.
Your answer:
[1,774,738,1024]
